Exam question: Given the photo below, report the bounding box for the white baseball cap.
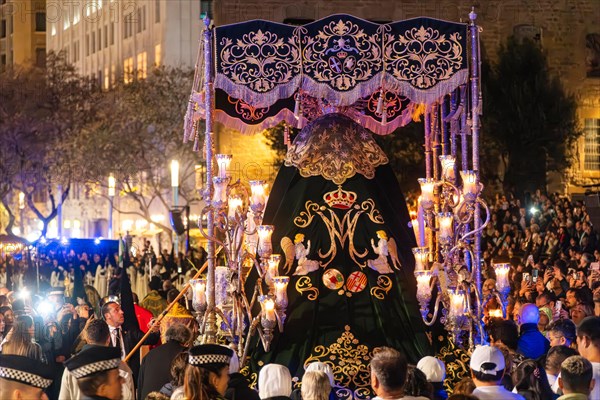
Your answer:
[417,356,446,382]
[469,345,505,374]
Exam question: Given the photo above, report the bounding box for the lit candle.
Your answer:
[460,170,478,200]
[212,176,230,205]
[437,212,454,244]
[215,154,232,178]
[415,270,432,299]
[439,155,456,181]
[227,195,243,220]
[260,296,276,321]
[273,276,289,308]
[268,254,280,278]
[493,263,511,293]
[418,178,436,212]
[190,278,207,311]
[257,225,274,258]
[449,289,466,317]
[412,247,429,271]
[249,180,267,213]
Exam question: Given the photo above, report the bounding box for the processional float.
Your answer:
[182,9,500,396]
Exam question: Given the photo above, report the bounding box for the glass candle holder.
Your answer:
[190,278,207,312]
[249,180,267,213]
[439,155,456,181]
[412,247,429,271]
[215,154,232,179]
[257,225,274,258]
[418,178,436,211]
[437,212,454,245]
[272,276,289,309]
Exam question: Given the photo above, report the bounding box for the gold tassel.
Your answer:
[381,110,387,125]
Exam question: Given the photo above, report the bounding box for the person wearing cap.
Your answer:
[0,354,54,400]
[64,345,124,400]
[59,319,135,400]
[469,345,524,400]
[417,356,448,400]
[183,343,233,400]
[258,364,292,400]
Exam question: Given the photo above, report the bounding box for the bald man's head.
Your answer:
[519,303,540,325]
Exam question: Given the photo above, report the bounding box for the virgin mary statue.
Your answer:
[247,113,431,396]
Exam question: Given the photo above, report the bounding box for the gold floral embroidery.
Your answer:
[304,325,375,399]
[437,338,470,394]
[295,276,319,300]
[385,25,464,89]
[227,96,269,121]
[369,275,393,299]
[284,114,388,185]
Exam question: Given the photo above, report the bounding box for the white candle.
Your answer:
[257,225,274,257]
[268,254,280,278]
[273,276,289,308]
[437,212,454,244]
[417,199,426,246]
[215,154,232,178]
[191,278,206,310]
[262,297,276,321]
[493,263,511,293]
[412,247,429,271]
[249,180,266,211]
[416,271,432,299]
[228,195,243,220]
[418,178,435,208]
[460,170,478,198]
[449,290,465,317]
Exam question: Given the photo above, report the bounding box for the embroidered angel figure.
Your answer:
[367,230,401,274]
[281,233,320,276]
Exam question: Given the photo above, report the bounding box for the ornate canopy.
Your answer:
[185,15,469,136]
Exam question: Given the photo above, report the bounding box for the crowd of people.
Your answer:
[0,189,598,400]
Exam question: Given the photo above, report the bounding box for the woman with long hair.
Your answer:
[512,359,556,400]
[183,344,233,400]
[1,314,44,361]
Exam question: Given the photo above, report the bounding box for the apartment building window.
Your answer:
[91,32,95,53]
[584,118,600,172]
[51,23,56,36]
[111,64,116,84]
[33,189,48,204]
[97,28,102,50]
[35,12,46,32]
[104,24,108,48]
[110,22,115,45]
[124,57,134,83]
[136,6,146,33]
[0,54,6,73]
[137,51,147,79]
[86,34,90,56]
[103,67,109,89]
[36,48,46,67]
[1,19,5,38]
[155,0,160,23]
[154,44,161,66]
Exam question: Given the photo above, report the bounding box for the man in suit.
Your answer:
[102,299,159,387]
[137,323,192,400]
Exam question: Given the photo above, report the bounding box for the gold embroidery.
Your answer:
[227,96,269,121]
[295,276,319,300]
[239,366,258,389]
[284,114,388,185]
[386,26,464,89]
[304,325,375,398]
[369,275,393,299]
[437,338,470,394]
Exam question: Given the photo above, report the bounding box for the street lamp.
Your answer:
[171,160,179,253]
[108,173,116,239]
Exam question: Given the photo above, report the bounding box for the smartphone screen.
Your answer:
[523,273,530,283]
[532,269,539,282]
